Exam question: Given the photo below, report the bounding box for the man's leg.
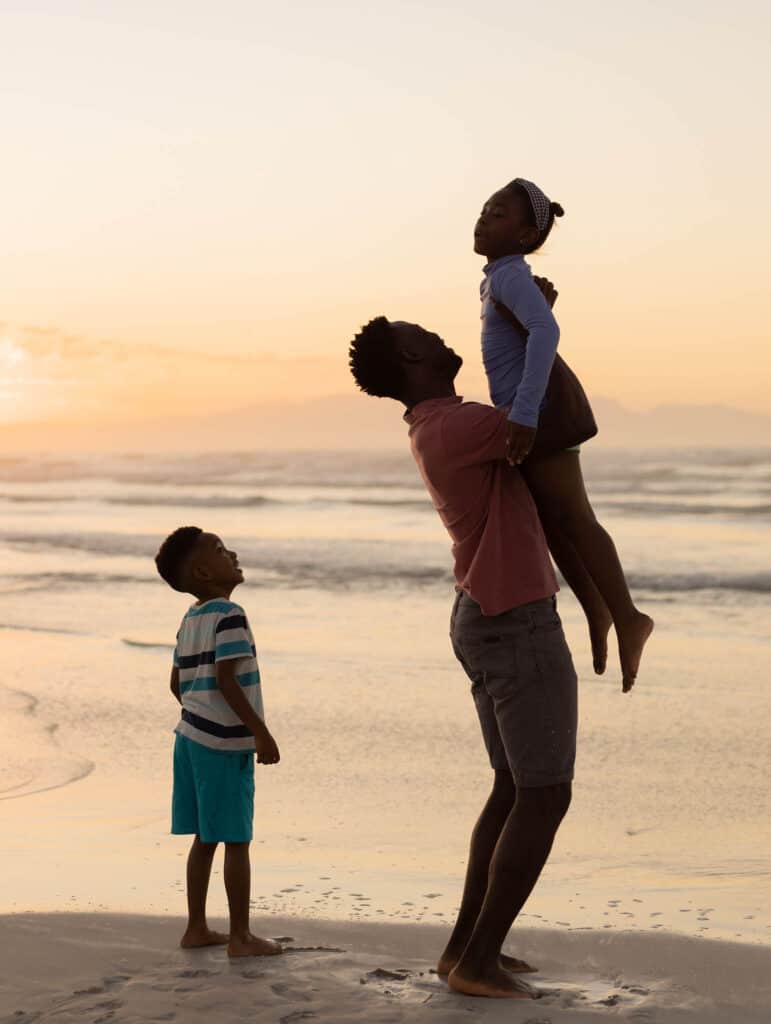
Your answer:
[448,783,572,998]
[438,772,536,975]
[180,835,229,947]
[224,842,282,958]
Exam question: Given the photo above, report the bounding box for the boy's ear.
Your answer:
[190,562,210,583]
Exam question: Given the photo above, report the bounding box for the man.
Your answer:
[347,283,577,1000]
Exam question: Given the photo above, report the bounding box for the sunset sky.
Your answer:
[2,1,770,429]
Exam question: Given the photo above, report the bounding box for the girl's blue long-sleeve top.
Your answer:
[480,253,560,428]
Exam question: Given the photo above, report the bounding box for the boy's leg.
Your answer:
[224,842,282,958]
[524,451,653,688]
[180,836,229,948]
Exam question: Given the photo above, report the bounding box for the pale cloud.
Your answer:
[0,323,352,424]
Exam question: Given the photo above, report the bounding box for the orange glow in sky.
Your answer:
[1,1,770,430]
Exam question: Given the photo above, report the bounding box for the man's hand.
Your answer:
[255,729,280,765]
[506,421,537,466]
[533,275,558,309]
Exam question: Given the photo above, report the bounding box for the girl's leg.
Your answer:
[223,842,283,958]
[180,835,229,947]
[523,451,653,688]
[522,459,612,674]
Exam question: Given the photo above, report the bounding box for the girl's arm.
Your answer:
[496,268,560,427]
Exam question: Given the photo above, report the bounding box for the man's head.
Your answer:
[155,527,243,598]
[348,316,463,406]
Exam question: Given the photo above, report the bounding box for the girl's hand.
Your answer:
[506,422,537,465]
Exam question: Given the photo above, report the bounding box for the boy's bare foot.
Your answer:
[227,933,283,958]
[617,612,655,691]
[448,962,538,999]
[180,926,229,948]
[589,608,613,675]
[437,952,536,976]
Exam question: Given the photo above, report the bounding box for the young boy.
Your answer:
[155,526,282,958]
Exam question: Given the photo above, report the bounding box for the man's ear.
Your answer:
[400,347,423,364]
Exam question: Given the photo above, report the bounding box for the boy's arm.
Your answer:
[215,660,280,764]
[170,667,181,704]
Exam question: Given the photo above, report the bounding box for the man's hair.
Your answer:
[155,526,203,592]
[348,316,405,400]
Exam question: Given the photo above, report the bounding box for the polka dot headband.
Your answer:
[513,177,551,234]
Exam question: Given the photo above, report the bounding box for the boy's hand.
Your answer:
[533,275,558,309]
[255,730,280,765]
[506,421,537,465]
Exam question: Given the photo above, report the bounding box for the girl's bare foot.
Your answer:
[180,926,229,948]
[617,611,654,691]
[227,933,283,958]
[589,608,613,675]
[448,962,538,999]
[437,952,536,977]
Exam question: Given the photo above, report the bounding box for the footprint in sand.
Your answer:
[279,1013,317,1024]
[271,982,312,1002]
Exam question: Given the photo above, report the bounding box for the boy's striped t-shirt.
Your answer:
[173,598,264,752]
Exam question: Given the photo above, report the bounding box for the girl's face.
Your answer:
[473,188,537,259]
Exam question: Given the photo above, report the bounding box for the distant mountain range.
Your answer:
[1,393,769,453]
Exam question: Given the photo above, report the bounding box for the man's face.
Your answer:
[473,188,531,259]
[191,533,244,588]
[390,322,463,381]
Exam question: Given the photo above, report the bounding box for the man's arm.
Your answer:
[170,666,181,705]
[215,660,280,764]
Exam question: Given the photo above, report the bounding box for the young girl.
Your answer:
[474,177,653,690]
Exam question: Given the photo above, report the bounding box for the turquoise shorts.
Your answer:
[171,733,255,844]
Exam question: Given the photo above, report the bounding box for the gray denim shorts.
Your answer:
[450,591,578,787]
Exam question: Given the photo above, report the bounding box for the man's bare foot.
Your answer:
[180,926,229,948]
[227,933,283,958]
[437,952,537,977]
[588,608,613,675]
[617,611,654,691]
[448,962,538,999]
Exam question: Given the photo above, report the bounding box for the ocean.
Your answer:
[1,448,769,944]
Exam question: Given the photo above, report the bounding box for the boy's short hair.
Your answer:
[348,316,405,400]
[155,526,203,592]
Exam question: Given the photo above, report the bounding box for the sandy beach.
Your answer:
[3,912,771,1023]
[1,449,769,1021]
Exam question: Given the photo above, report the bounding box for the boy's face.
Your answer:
[474,188,536,259]
[191,533,244,589]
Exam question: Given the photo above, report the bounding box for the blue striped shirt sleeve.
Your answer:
[495,266,560,428]
[214,608,255,663]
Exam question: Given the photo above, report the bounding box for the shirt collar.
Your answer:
[403,396,463,424]
[482,252,526,275]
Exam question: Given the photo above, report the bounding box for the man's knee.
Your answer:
[518,781,572,825]
[491,768,517,806]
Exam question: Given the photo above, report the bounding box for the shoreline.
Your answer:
[2,912,770,1022]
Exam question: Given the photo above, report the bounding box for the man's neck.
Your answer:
[403,381,457,413]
